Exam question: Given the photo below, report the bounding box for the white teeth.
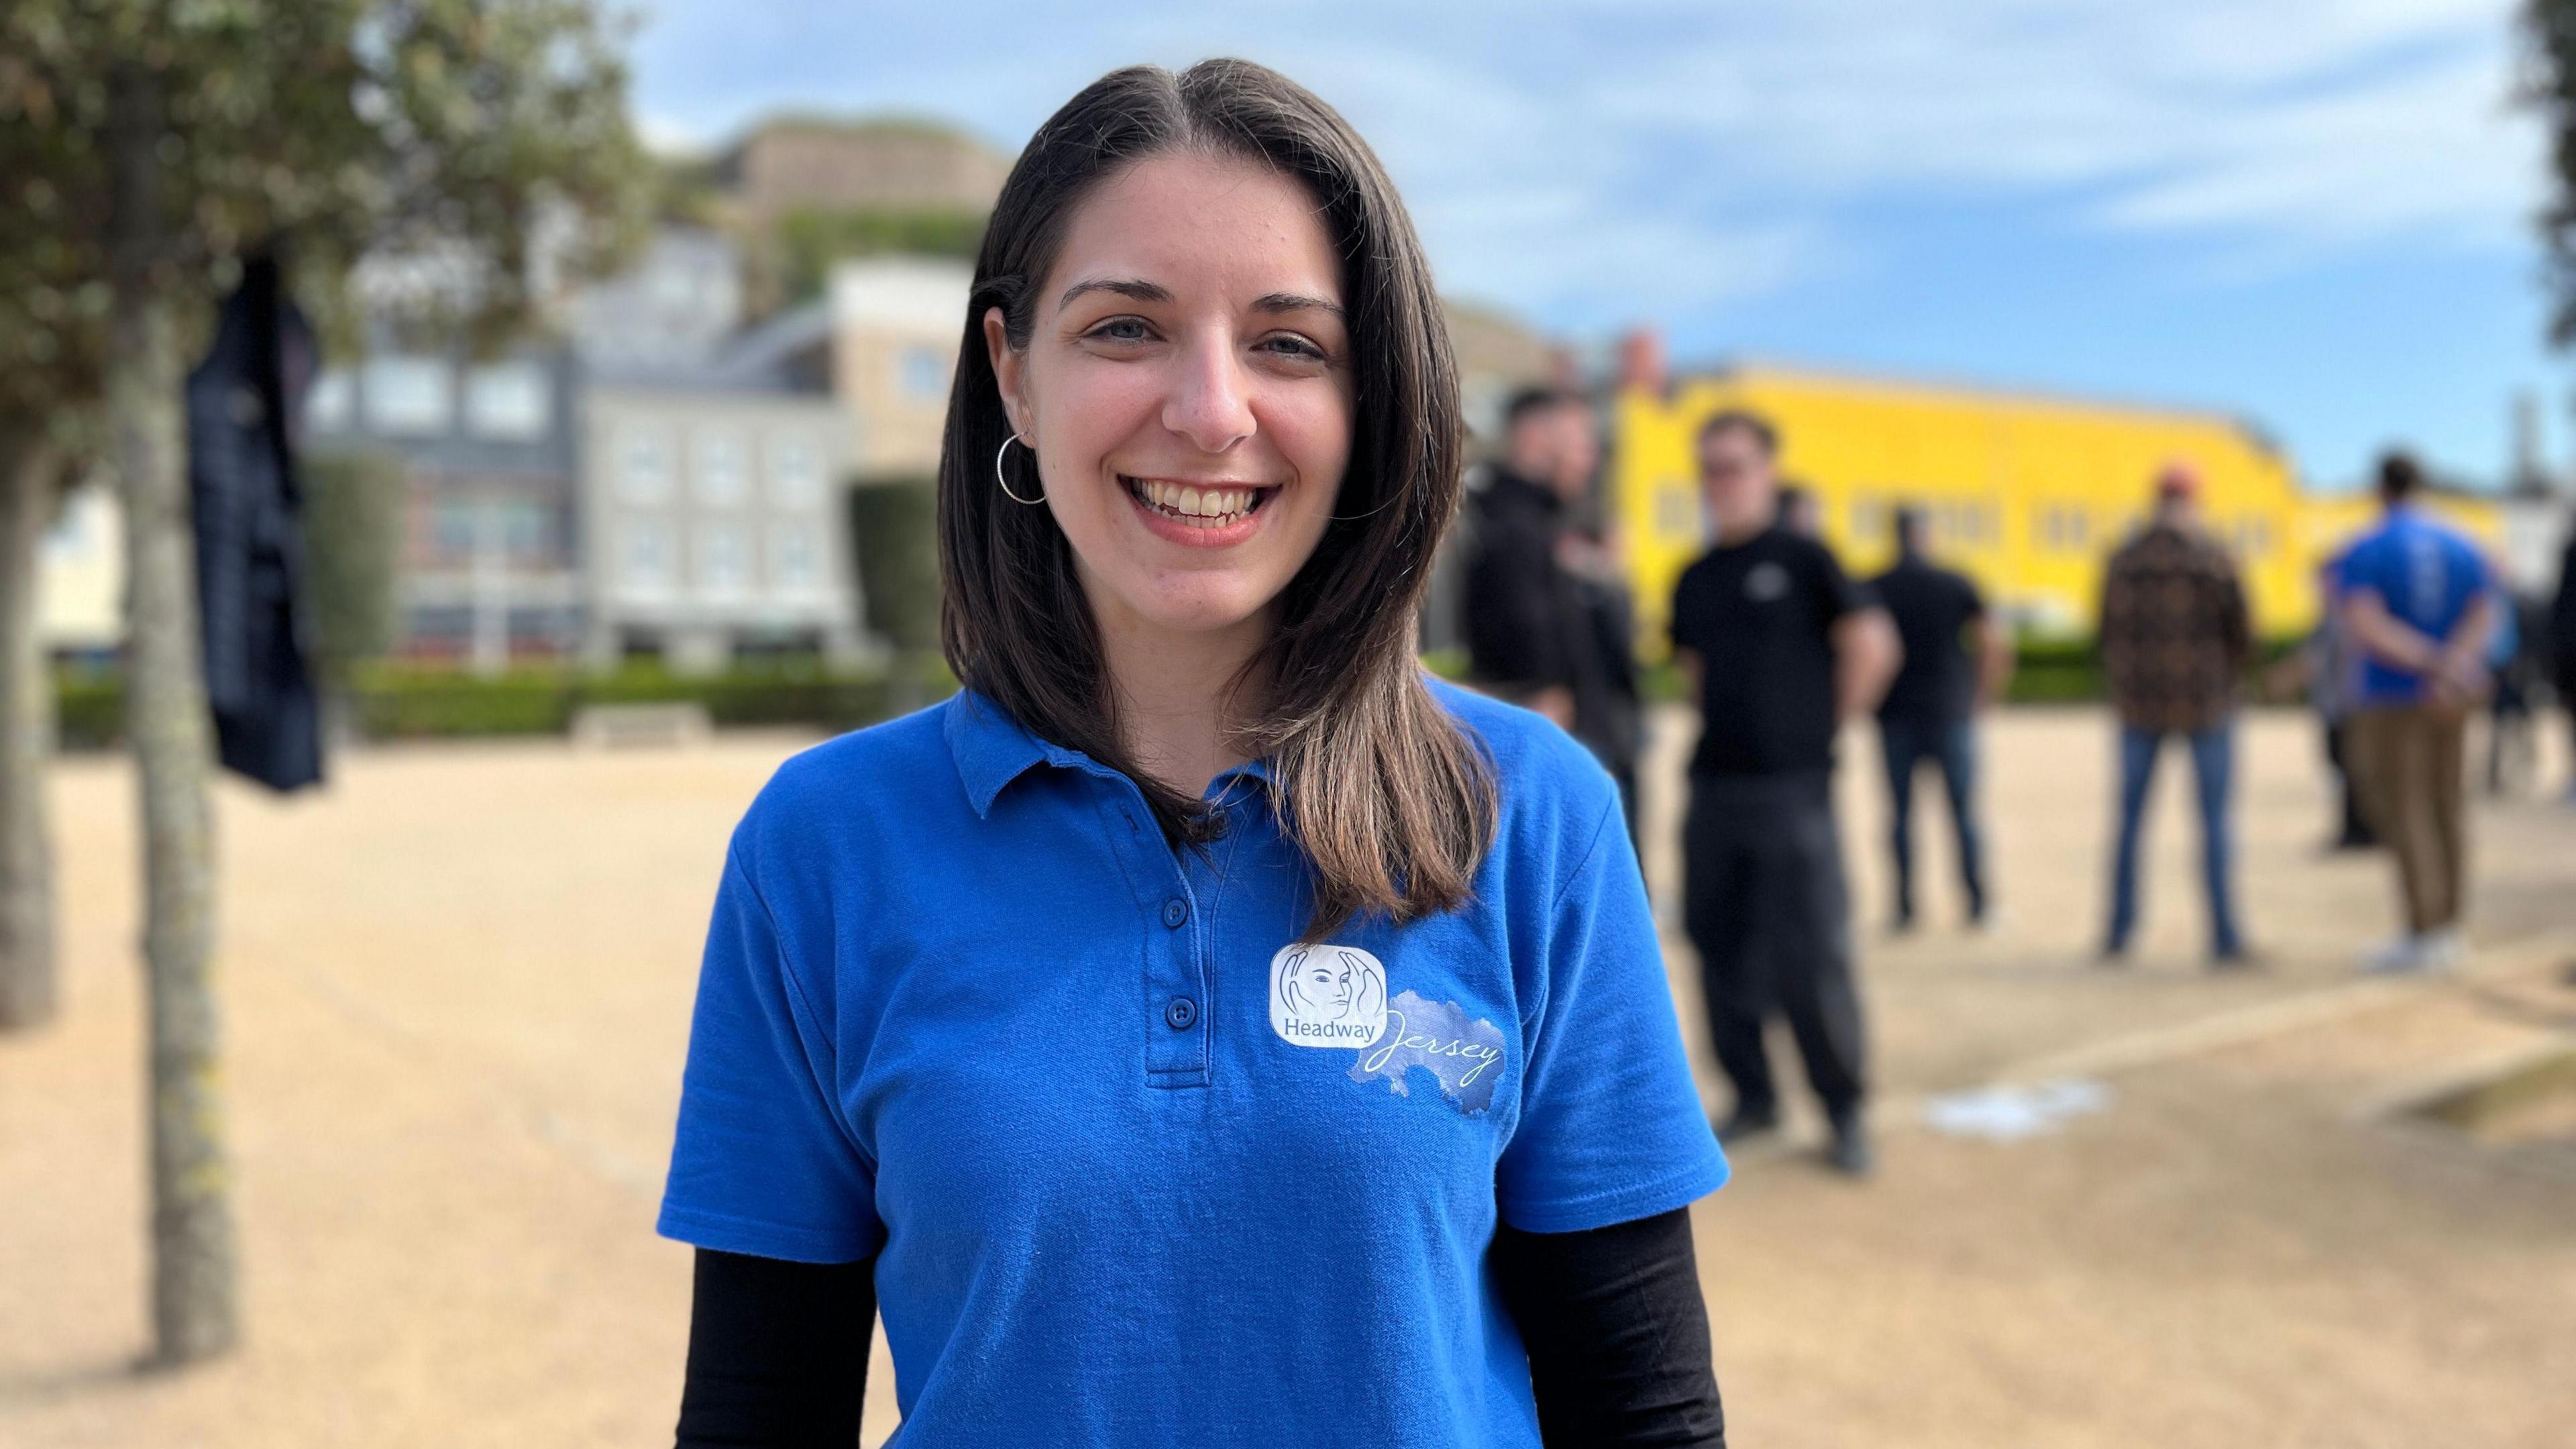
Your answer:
[1130,478,1263,524]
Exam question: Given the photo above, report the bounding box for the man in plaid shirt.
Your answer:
[2097,465,2255,965]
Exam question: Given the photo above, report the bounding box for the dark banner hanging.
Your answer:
[186,251,324,792]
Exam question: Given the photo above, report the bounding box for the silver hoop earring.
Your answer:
[994,434,1044,506]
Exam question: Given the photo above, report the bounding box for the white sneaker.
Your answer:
[2361,935,2426,974]
[2415,928,2465,971]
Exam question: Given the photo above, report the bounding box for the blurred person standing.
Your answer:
[1775,482,1822,537]
[1672,411,1900,1174]
[2097,464,2255,967]
[1464,388,1645,830]
[1867,506,2010,931]
[1558,517,1648,845]
[2338,452,2496,972]
[2304,557,2375,851]
[1463,388,1597,732]
[2483,585,2541,795]
[2556,520,2576,800]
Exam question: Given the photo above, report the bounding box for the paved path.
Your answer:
[2,707,2569,1446]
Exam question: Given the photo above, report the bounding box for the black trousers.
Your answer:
[1683,771,1868,1120]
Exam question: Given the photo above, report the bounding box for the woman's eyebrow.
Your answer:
[1058,276,1171,309]
[1253,292,1344,318]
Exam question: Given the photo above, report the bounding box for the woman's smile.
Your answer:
[1120,473,1283,548]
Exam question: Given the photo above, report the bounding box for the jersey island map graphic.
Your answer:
[1269,945,1507,1116]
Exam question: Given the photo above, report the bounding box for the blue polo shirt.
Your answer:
[657,680,1727,1446]
[2336,506,2492,706]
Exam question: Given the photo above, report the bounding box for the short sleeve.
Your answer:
[2464,539,2496,594]
[1667,569,1704,657]
[1497,802,1729,1234]
[657,847,881,1263]
[2334,538,2380,600]
[1959,573,1986,619]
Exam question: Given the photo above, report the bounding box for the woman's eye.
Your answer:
[1260,334,1328,362]
[1086,318,1152,343]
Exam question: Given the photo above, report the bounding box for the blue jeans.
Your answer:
[2106,723,2242,957]
[1878,716,1986,923]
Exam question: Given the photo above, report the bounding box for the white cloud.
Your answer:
[1601,0,2541,246]
[631,0,2551,320]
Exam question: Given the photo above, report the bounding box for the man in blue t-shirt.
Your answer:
[2336,451,2497,973]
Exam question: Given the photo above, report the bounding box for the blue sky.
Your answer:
[629,0,2562,490]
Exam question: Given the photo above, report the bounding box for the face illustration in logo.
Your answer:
[1269,944,1389,1047]
[1283,949,1360,1020]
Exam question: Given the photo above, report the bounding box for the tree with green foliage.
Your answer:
[769,205,987,306]
[0,0,646,1367]
[2530,0,2576,342]
[0,27,115,1034]
[300,449,405,689]
[847,474,942,655]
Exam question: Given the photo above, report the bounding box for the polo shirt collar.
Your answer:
[946,689,1280,817]
[945,690,1054,818]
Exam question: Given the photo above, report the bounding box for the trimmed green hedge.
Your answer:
[56,672,123,751]
[1481,638,2299,708]
[53,659,960,750]
[344,660,955,739]
[52,635,2314,750]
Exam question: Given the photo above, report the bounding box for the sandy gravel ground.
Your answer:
[2,705,2570,1448]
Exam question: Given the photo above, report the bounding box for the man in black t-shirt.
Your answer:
[1670,411,1900,1175]
[1867,508,2011,930]
[1464,389,1598,732]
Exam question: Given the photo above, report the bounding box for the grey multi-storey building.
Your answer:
[577,297,863,672]
[311,225,873,674]
[305,343,586,671]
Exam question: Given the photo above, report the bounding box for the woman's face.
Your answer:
[986,150,1354,643]
[1299,955,1353,1019]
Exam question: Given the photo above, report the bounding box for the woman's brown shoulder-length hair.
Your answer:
[936,57,1497,941]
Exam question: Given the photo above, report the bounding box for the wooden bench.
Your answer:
[570,702,712,749]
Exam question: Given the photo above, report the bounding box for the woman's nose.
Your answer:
[1161,333,1255,455]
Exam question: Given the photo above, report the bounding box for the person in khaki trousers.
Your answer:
[2337,453,2497,973]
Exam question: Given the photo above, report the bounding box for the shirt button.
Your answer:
[1161,897,1189,929]
[1165,996,1198,1030]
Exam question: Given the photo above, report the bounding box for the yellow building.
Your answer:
[1610,363,2498,649]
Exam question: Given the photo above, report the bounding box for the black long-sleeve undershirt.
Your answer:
[676,1250,875,1448]
[1493,1206,1727,1447]
[674,1207,1723,1447]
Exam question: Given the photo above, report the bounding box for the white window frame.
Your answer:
[769,435,824,508]
[622,519,674,588]
[364,356,453,435]
[620,427,674,505]
[305,368,356,432]
[900,343,948,402]
[769,520,820,592]
[463,362,551,441]
[693,429,749,508]
[698,522,749,596]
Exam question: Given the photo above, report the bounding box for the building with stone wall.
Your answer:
[829,258,973,479]
[710,117,1009,228]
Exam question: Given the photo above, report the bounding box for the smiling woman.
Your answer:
[660,58,1729,1449]
[947,61,1488,934]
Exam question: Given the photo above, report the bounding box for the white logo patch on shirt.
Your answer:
[1270,944,1389,1048]
[1744,560,1792,602]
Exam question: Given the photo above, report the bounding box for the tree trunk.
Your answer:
[0,425,60,1032]
[108,59,237,1368]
